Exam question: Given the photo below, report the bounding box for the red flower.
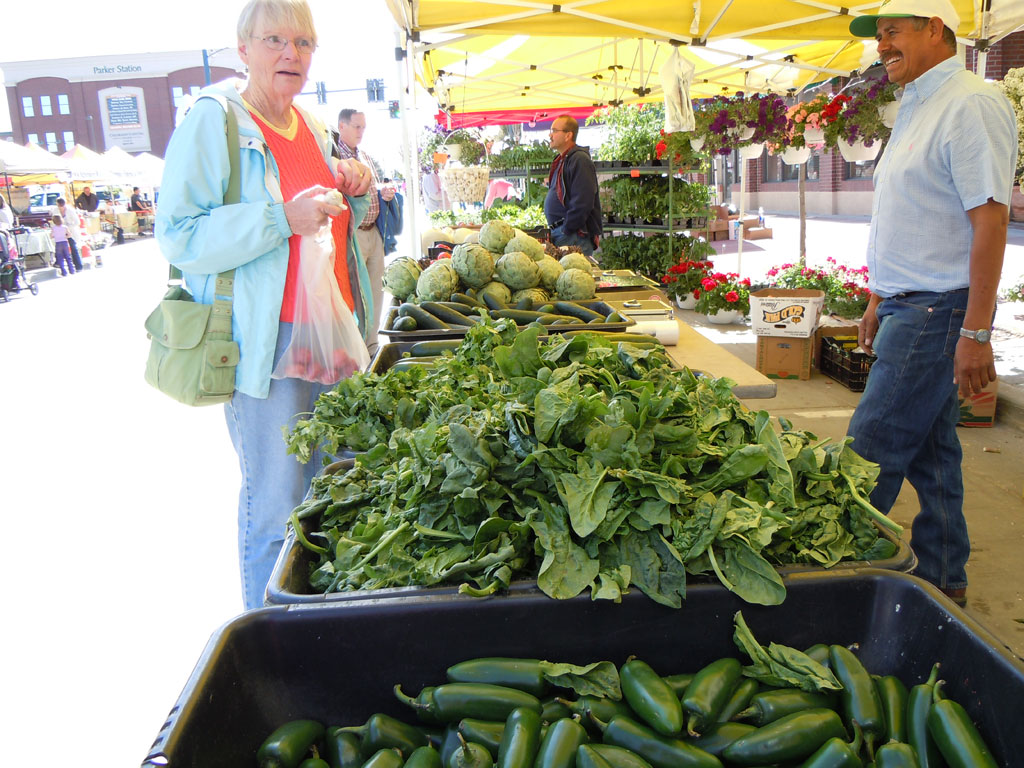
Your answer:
[725,291,740,303]
[655,141,668,159]
[701,277,718,291]
[693,288,701,299]
[740,278,751,287]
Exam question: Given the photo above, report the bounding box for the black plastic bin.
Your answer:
[144,570,1023,768]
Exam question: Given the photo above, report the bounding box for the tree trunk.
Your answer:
[798,162,807,266]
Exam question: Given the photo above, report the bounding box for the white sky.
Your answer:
[0,0,432,168]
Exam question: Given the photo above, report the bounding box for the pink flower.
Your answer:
[701,277,718,291]
[725,291,740,303]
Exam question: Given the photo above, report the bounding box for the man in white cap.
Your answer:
[845,0,1017,606]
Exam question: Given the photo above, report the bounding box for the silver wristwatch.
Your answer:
[959,327,991,344]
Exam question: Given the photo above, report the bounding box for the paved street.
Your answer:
[0,213,1021,767]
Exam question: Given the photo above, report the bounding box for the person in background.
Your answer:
[337,108,394,353]
[75,186,99,213]
[845,0,1017,607]
[130,186,153,235]
[156,0,373,611]
[421,164,446,213]
[51,214,75,276]
[0,196,13,228]
[56,199,83,271]
[543,114,602,256]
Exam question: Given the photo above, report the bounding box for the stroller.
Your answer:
[0,229,39,302]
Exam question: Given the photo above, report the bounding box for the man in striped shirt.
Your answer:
[338,109,394,351]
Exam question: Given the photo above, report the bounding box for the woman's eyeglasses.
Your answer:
[252,34,317,53]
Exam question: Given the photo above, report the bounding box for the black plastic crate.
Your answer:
[819,335,875,391]
[145,570,1024,768]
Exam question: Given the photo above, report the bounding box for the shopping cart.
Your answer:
[0,229,39,302]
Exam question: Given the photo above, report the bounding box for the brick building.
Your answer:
[733,31,1024,216]
[2,50,244,158]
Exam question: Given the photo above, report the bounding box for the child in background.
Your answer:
[51,214,75,276]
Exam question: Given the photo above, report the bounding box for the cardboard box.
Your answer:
[756,336,814,380]
[746,227,773,240]
[750,289,825,338]
[958,379,998,427]
[814,317,861,369]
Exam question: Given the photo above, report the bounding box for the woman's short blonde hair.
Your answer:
[237,0,317,47]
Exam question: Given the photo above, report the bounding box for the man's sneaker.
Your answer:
[940,587,967,607]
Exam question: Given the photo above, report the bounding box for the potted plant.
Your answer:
[694,271,751,323]
[822,75,899,162]
[766,257,871,318]
[995,67,1024,221]
[586,104,666,165]
[770,92,831,164]
[661,258,714,309]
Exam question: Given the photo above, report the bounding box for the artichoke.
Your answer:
[555,268,597,300]
[479,220,515,252]
[511,287,550,307]
[416,259,460,302]
[382,256,422,301]
[477,281,513,306]
[495,251,541,291]
[504,233,546,261]
[535,255,564,293]
[559,252,594,273]
[451,243,495,289]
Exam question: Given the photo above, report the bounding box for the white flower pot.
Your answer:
[676,294,697,310]
[838,138,882,163]
[878,101,899,128]
[780,145,811,165]
[690,136,706,151]
[739,141,765,161]
[727,125,756,141]
[706,309,743,325]
[803,127,825,144]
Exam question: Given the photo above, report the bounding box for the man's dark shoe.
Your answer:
[940,587,967,607]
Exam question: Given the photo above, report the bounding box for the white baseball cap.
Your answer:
[849,0,960,38]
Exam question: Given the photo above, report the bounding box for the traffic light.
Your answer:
[365,78,385,102]
[389,100,399,119]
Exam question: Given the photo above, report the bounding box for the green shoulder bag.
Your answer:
[144,99,241,406]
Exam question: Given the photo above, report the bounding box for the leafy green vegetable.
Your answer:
[539,660,622,700]
[732,611,843,692]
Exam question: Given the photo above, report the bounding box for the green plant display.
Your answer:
[489,141,557,172]
[586,104,666,164]
[598,233,713,280]
[994,67,1024,185]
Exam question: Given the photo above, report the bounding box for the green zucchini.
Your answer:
[451,292,487,309]
[391,357,440,372]
[409,340,462,357]
[399,302,450,330]
[391,315,418,332]
[481,292,507,311]
[554,301,605,322]
[422,302,475,326]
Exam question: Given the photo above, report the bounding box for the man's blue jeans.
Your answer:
[224,323,332,610]
[846,290,969,591]
[551,225,594,257]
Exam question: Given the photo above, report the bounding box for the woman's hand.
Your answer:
[336,159,373,197]
[283,185,344,236]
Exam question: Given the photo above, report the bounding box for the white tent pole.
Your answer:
[737,157,745,278]
[399,28,421,257]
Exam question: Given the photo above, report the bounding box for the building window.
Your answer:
[26,133,39,146]
[171,86,184,108]
[764,154,820,183]
[22,96,34,117]
[45,132,58,153]
[63,132,75,151]
[58,94,70,115]
[40,95,52,116]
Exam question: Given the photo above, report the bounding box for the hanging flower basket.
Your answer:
[838,139,882,163]
[780,145,811,165]
[739,141,765,160]
[730,126,756,141]
[803,127,825,144]
[690,136,706,151]
[878,101,899,128]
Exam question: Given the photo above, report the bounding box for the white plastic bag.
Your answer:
[272,190,370,385]
[660,48,696,134]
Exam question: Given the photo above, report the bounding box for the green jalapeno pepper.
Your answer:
[663,674,694,698]
[874,741,919,768]
[682,658,742,737]
[906,663,942,768]
[690,722,757,758]
[585,744,654,768]
[797,721,863,768]
[722,708,847,767]
[558,696,634,734]
[926,681,998,768]
[448,736,494,768]
[458,720,506,759]
[497,707,543,768]
[406,746,443,768]
[325,728,364,768]
[621,659,684,736]
[829,645,885,756]
[595,714,723,768]
[873,676,908,744]
[447,659,548,698]
[575,745,614,768]
[364,749,406,768]
[716,679,760,724]
[541,698,573,724]
[415,684,542,724]
[340,714,430,759]
[803,645,832,669]
[396,686,445,726]
[534,717,589,768]
[258,720,326,768]
[441,729,464,766]
[734,689,837,727]
[300,760,331,768]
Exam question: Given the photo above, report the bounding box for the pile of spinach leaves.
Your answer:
[286,319,900,607]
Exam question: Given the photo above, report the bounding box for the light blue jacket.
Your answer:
[155,78,372,398]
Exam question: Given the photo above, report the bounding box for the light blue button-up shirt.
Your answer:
[867,56,1018,297]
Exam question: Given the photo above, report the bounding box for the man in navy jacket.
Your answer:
[543,115,602,256]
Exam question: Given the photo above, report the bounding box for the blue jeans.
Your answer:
[846,290,969,591]
[551,225,595,257]
[224,323,332,610]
